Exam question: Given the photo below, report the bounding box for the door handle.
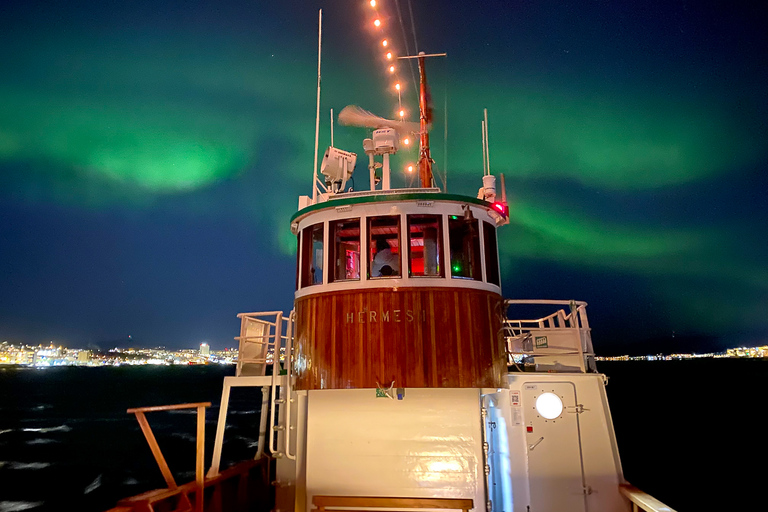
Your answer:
[528,436,544,451]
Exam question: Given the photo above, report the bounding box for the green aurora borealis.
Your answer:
[1,0,766,352]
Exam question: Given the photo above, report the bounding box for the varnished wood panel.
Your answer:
[294,287,506,389]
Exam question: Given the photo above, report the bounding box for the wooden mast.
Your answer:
[417,52,433,188]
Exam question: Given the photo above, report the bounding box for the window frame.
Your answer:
[406,214,445,278]
[366,215,402,279]
[300,222,325,287]
[483,221,500,286]
[448,215,482,281]
[328,217,361,283]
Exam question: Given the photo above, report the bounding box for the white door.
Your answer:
[522,382,587,512]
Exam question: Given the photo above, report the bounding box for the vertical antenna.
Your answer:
[443,90,448,192]
[312,9,322,203]
[483,108,491,176]
[481,120,487,176]
[330,108,334,147]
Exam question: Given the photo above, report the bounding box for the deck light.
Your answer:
[386,52,392,60]
[394,83,400,91]
[370,0,376,6]
[374,18,381,27]
[402,137,410,145]
[389,65,395,73]
[382,39,388,47]
[399,109,405,117]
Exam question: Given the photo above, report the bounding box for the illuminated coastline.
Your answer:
[0,340,240,367]
[2,339,765,367]
[596,345,768,361]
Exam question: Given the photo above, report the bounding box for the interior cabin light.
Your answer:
[535,392,564,420]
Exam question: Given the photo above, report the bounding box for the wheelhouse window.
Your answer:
[329,218,360,282]
[483,221,500,286]
[407,214,443,277]
[295,234,300,291]
[368,215,401,278]
[300,222,324,287]
[449,216,481,280]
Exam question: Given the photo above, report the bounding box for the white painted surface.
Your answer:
[304,388,485,512]
[523,381,587,512]
[505,373,627,512]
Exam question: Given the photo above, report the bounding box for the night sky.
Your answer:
[1,0,766,355]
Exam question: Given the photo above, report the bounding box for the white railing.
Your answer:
[620,484,677,512]
[503,300,596,372]
[210,311,297,468]
[235,311,282,377]
[504,299,589,333]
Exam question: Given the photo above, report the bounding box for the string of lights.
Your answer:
[366,0,416,179]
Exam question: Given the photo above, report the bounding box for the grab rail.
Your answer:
[127,402,210,512]
[620,484,677,512]
[284,309,296,460]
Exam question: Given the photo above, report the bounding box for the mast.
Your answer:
[399,51,445,188]
[417,52,433,188]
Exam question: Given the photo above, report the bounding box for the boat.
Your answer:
[107,7,676,512]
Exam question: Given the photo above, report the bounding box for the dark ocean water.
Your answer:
[0,365,260,512]
[600,359,765,511]
[0,360,763,511]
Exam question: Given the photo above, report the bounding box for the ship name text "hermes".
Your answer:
[345,309,427,324]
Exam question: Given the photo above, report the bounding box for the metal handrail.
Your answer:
[505,299,588,306]
[619,484,677,512]
[284,310,296,460]
[268,312,283,457]
[504,299,589,330]
[126,402,210,512]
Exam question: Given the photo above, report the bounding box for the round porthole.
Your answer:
[535,392,563,419]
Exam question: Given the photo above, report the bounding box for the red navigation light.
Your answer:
[491,201,508,217]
